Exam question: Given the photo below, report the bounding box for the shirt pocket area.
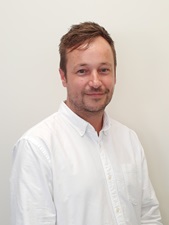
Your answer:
[122,164,140,206]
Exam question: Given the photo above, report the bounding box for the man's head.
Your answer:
[58,22,116,120]
[59,22,117,76]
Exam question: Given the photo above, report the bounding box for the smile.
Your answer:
[87,93,104,95]
[85,93,106,98]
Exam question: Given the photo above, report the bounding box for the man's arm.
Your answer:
[10,138,56,225]
[141,153,163,225]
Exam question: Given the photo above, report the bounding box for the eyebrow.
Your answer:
[75,62,112,67]
[76,63,88,67]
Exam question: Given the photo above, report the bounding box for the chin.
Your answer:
[84,104,107,113]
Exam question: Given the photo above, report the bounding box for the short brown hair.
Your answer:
[59,22,117,75]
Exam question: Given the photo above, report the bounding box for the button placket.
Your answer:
[99,150,125,225]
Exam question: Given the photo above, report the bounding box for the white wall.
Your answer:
[1,0,168,224]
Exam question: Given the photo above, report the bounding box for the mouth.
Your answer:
[85,89,107,95]
[87,92,104,95]
[85,92,106,98]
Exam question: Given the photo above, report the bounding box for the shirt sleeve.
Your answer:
[10,138,57,225]
[140,147,163,225]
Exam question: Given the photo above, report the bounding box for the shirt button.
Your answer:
[115,207,120,213]
[108,175,112,180]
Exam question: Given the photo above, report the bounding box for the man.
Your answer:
[10,22,162,225]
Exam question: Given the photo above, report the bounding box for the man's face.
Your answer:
[60,36,116,118]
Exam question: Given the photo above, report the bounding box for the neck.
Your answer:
[64,101,104,134]
[78,110,104,134]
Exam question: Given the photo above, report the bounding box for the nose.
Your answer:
[88,71,102,88]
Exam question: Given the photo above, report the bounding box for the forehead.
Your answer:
[67,36,112,52]
[66,37,114,63]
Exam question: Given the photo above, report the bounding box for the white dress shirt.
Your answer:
[10,102,162,225]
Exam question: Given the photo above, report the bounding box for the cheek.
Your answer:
[67,76,91,93]
[103,77,115,89]
[74,78,88,90]
[67,79,86,93]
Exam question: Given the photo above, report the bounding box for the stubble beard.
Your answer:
[68,90,113,117]
[83,95,111,113]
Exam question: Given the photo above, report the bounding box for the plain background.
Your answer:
[1,0,168,224]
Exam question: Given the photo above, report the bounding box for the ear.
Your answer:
[59,69,67,87]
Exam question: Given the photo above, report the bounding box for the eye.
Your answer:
[76,69,88,75]
[99,67,110,74]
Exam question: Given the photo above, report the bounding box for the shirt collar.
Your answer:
[58,101,111,136]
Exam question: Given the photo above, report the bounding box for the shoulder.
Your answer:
[12,111,64,165]
[109,117,142,148]
[13,111,62,156]
[21,112,59,139]
[109,118,135,134]
[107,118,145,162]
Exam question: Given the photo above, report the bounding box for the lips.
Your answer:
[84,92,107,99]
[84,88,109,97]
[86,92,105,95]
[85,89,108,95]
